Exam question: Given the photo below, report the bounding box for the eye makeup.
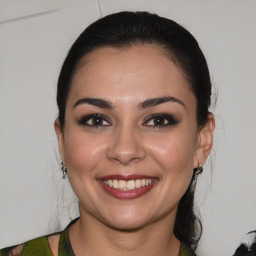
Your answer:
[142,113,180,128]
[76,112,180,129]
[76,113,112,127]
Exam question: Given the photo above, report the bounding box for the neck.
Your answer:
[69,208,180,256]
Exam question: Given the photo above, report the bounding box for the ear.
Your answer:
[194,113,215,167]
[54,119,65,163]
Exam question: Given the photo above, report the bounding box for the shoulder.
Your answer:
[0,233,60,256]
[0,243,25,256]
[0,218,78,256]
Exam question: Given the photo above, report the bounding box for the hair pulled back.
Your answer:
[56,11,212,250]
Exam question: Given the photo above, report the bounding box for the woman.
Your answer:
[0,11,215,256]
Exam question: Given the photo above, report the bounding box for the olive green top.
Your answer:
[0,219,196,256]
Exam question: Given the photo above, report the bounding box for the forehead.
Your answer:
[68,44,195,108]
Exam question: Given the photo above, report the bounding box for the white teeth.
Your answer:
[135,179,141,188]
[119,180,126,189]
[103,178,154,190]
[127,180,135,190]
[108,180,113,187]
[113,179,118,188]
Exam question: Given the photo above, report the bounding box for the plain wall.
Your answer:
[0,1,255,255]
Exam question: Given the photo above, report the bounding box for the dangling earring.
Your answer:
[61,162,67,179]
[193,162,203,187]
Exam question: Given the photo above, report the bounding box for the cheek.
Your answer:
[146,129,197,179]
[142,131,197,215]
[63,128,106,176]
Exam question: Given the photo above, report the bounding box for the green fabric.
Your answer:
[0,219,195,256]
[22,236,53,256]
[0,236,53,256]
[58,225,75,255]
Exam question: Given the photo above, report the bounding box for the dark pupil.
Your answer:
[92,117,103,126]
[154,117,165,126]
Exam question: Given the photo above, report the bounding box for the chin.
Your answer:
[98,207,154,231]
[104,217,150,231]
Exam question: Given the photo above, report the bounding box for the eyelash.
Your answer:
[143,113,179,127]
[77,114,111,127]
[77,113,179,128]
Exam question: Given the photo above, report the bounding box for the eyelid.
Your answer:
[142,113,179,127]
[77,113,112,127]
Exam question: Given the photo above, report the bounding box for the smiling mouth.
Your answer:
[102,178,154,190]
[97,175,158,199]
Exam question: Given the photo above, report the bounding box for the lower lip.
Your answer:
[97,179,158,200]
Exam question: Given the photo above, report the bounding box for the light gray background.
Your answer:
[0,1,255,255]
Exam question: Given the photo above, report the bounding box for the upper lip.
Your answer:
[98,174,158,181]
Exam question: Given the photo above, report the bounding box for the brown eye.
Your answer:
[143,114,179,127]
[77,114,111,127]
[90,116,105,126]
[152,116,169,126]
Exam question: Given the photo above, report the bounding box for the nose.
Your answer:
[107,126,146,165]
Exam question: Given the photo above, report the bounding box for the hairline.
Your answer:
[70,42,194,94]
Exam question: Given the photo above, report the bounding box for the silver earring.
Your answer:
[193,162,203,185]
[61,162,67,179]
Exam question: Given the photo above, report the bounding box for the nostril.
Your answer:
[107,143,146,165]
[106,128,146,164]
[108,151,144,165]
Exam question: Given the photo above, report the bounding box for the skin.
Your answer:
[54,44,215,256]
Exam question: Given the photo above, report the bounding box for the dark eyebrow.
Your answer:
[139,97,186,109]
[73,98,113,109]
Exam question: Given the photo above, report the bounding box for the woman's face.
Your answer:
[56,44,210,230]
